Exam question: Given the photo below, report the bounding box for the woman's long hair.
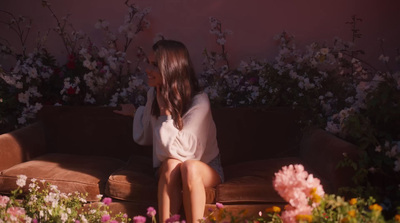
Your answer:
[151,40,200,130]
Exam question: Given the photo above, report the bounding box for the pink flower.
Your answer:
[102,197,112,206]
[6,207,26,220]
[133,215,146,223]
[101,214,111,222]
[110,221,119,223]
[0,195,10,208]
[273,164,324,208]
[216,202,224,209]
[146,206,156,217]
[273,164,325,223]
[165,214,181,223]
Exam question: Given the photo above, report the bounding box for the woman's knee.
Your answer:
[180,160,202,183]
[159,159,182,181]
[181,160,221,188]
[160,158,181,171]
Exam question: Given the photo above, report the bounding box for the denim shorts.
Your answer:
[207,154,225,183]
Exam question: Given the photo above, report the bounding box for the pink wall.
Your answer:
[1,0,399,72]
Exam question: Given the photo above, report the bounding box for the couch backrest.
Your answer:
[211,107,302,166]
[37,105,152,161]
[37,106,302,164]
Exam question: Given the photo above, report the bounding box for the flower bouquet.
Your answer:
[0,175,130,223]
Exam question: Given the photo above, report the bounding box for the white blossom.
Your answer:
[16,175,27,187]
[216,38,226,45]
[61,212,68,222]
[378,54,389,63]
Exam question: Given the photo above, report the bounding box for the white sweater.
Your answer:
[133,87,220,168]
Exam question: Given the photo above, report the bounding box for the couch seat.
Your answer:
[0,153,125,201]
[105,155,157,203]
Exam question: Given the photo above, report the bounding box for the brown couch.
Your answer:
[0,105,358,219]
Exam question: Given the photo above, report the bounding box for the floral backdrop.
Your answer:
[0,0,399,220]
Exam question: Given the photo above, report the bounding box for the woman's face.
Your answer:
[146,53,162,88]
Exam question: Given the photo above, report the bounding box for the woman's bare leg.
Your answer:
[158,158,183,222]
[180,160,221,223]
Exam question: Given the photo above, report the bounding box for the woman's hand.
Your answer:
[113,104,136,118]
[156,86,171,116]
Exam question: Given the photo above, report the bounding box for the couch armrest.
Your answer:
[0,121,46,171]
[299,127,359,193]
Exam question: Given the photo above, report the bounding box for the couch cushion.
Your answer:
[105,155,157,203]
[0,153,125,202]
[105,155,216,204]
[217,157,328,204]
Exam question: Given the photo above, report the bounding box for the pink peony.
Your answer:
[216,202,224,209]
[273,164,324,208]
[0,195,10,208]
[133,215,146,223]
[273,164,325,223]
[147,206,156,217]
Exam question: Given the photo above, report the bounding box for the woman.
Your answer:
[114,39,224,223]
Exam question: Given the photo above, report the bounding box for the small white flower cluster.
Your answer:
[79,46,122,99]
[374,141,400,172]
[379,54,389,63]
[209,17,232,46]
[71,3,151,107]
[0,50,54,124]
[117,5,151,40]
[108,75,147,107]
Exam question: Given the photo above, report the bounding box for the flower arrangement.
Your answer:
[0,175,130,222]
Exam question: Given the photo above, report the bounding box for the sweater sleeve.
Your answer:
[133,88,154,146]
[153,93,212,162]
